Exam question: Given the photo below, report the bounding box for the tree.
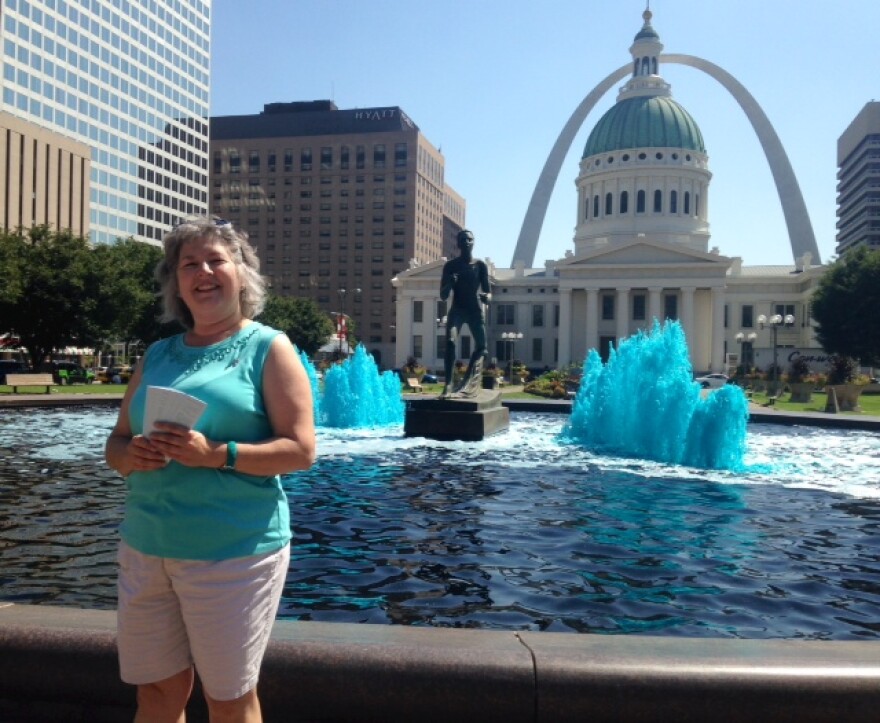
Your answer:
[257,294,334,357]
[0,227,96,368]
[811,247,880,367]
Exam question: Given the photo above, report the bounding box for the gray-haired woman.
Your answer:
[106,217,315,722]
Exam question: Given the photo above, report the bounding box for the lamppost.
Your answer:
[757,313,794,390]
[734,331,757,373]
[501,331,523,382]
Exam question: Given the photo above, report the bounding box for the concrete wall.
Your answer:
[2,604,880,722]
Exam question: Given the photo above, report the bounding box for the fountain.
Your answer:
[311,345,404,428]
[564,320,749,470]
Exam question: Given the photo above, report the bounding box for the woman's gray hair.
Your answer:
[156,217,267,329]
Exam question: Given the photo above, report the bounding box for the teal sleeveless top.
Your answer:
[121,321,292,560]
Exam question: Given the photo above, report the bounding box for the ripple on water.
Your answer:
[0,408,878,638]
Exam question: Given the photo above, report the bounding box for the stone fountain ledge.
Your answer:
[1,603,879,722]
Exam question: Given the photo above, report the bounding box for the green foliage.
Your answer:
[826,354,858,385]
[257,294,334,357]
[787,356,811,383]
[811,247,880,366]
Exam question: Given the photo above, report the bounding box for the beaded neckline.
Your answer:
[167,324,259,377]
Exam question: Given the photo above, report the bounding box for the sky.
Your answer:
[210,0,879,269]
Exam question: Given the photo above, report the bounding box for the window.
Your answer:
[356,146,365,169]
[284,149,293,172]
[605,192,612,216]
[593,195,599,218]
[601,295,614,320]
[320,147,332,170]
[340,145,350,169]
[684,191,691,215]
[741,305,754,328]
[653,189,662,213]
[636,189,645,213]
[670,190,678,214]
[775,304,795,320]
[248,150,259,174]
[532,338,543,362]
[300,148,312,171]
[373,144,385,168]
[532,304,544,327]
[664,294,678,320]
[413,334,423,359]
[394,142,407,167]
[496,303,515,325]
[632,294,646,321]
[620,190,629,214]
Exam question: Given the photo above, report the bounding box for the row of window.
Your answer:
[216,144,409,175]
[584,189,700,220]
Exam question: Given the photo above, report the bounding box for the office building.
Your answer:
[0,0,211,244]
[836,101,880,255]
[210,100,466,367]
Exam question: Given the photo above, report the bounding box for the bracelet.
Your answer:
[221,441,238,471]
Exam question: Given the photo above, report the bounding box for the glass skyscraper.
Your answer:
[1,0,210,244]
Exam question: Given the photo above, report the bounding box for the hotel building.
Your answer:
[210,100,465,367]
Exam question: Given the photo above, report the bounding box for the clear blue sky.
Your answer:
[211,1,878,268]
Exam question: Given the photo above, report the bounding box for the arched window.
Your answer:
[641,57,649,75]
[593,195,599,218]
[620,190,629,214]
[695,193,700,217]
[651,57,657,74]
[684,191,691,215]
[585,197,590,220]
[653,189,662,213]
[670,190,678,214]
[605,192,613,216]
[636,190,646,213]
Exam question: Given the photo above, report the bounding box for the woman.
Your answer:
[105,218,315,722]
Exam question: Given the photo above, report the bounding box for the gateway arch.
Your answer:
[511,54,821,267]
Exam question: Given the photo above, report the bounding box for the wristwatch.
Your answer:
[221,441,238,471]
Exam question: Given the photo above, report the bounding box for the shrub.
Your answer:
[827,355,858,385]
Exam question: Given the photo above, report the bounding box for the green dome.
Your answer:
[583,95,705,158]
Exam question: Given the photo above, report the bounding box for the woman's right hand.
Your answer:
[125,435,168,472]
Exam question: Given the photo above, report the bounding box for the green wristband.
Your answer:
[222,441,238,471]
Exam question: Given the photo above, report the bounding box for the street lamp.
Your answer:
[757,313,794,390]
[734,331,757,373]
[335,287,361,356]
[501,331,523,382]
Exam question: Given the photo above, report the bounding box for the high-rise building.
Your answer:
[210,100,466,368]
[836,101,880,256]
[0,0,211,244]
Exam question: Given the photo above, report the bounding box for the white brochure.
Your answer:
[143,385,207,438]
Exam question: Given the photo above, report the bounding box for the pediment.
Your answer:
[559,239,730,268]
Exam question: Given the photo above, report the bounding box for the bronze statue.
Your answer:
[439,230,491,398]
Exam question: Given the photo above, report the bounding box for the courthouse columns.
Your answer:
[711,287,726,372]
[649,287,663,324]
[585,289,599,354]
[616,288,630,342]
[681,286,696,346]
[558,288,572,366]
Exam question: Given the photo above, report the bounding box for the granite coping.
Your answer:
[2,604,880,722]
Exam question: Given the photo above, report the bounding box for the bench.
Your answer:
[4,373,54,394]
[405,377,423,393]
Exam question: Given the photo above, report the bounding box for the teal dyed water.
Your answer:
[317,346,404,428]
[565,321,749,470]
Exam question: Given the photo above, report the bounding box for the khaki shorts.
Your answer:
[117,540,290,701]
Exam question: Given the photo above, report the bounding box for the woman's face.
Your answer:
[175,236,243,323]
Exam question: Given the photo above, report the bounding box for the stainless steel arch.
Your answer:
[511,54,821,267]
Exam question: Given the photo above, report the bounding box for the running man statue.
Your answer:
[439,229,492,398]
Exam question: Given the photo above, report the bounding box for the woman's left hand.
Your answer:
[148,422,220,468]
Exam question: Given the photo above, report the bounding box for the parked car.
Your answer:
[97,365,133,384]
[41,361,95,385]
[421,373,439,384]
[0,360,29,385]
[695,373,730,389]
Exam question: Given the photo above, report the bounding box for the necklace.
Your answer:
[167,326,259,377]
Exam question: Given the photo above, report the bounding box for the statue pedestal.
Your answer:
[404,390,509,441]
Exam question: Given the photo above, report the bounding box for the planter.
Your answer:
[827,384,864,412]
[482,375,499,390]
[787,382,814,404]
